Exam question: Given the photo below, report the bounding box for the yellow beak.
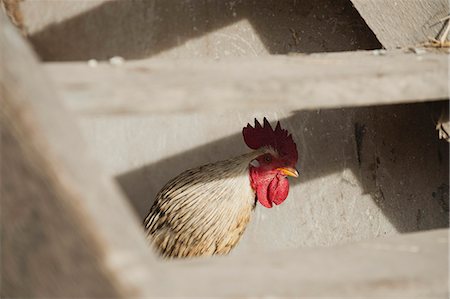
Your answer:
[276,167,299,178]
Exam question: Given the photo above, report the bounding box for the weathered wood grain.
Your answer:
[45,50,449,115]
[0,10,159,298]
[170,228,448,297]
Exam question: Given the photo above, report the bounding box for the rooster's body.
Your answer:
[145,118,298,258]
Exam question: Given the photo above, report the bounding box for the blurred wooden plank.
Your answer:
[162,229,449,297]
[45,51,448,115]
[351,0,449,49]
[0,10,158,298]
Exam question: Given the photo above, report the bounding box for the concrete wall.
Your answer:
[76,103,449,253]
[19,0,381,60]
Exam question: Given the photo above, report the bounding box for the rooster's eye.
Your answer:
[264,155,272,162]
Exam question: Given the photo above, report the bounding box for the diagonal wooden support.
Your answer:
[351,0,449,49]
[0,10,159,298]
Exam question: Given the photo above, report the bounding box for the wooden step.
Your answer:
[45,50,448,115]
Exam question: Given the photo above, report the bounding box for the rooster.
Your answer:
[144,118,299,258]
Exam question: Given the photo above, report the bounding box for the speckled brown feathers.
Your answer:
[144,150,270,258]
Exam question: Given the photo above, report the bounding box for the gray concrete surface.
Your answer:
[19,0,381,60]
[44,50,449,114]
[74,104,449,252]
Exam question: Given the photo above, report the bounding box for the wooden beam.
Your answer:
[45,51,448,115]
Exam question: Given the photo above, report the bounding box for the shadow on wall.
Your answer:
[116,102,449,234]
[28,0,381,61]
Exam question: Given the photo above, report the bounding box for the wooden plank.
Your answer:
[157,228,449,297]
[45,51,448,115]
[0,10,159,298]
[351,0,449,49]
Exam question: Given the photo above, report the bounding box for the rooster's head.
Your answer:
[243,118,299,208]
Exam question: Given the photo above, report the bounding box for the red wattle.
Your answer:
[256,182,272,208]
[254,175,290,208]
[269,175,289,205]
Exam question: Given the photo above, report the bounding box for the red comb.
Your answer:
[242,117,298,165]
